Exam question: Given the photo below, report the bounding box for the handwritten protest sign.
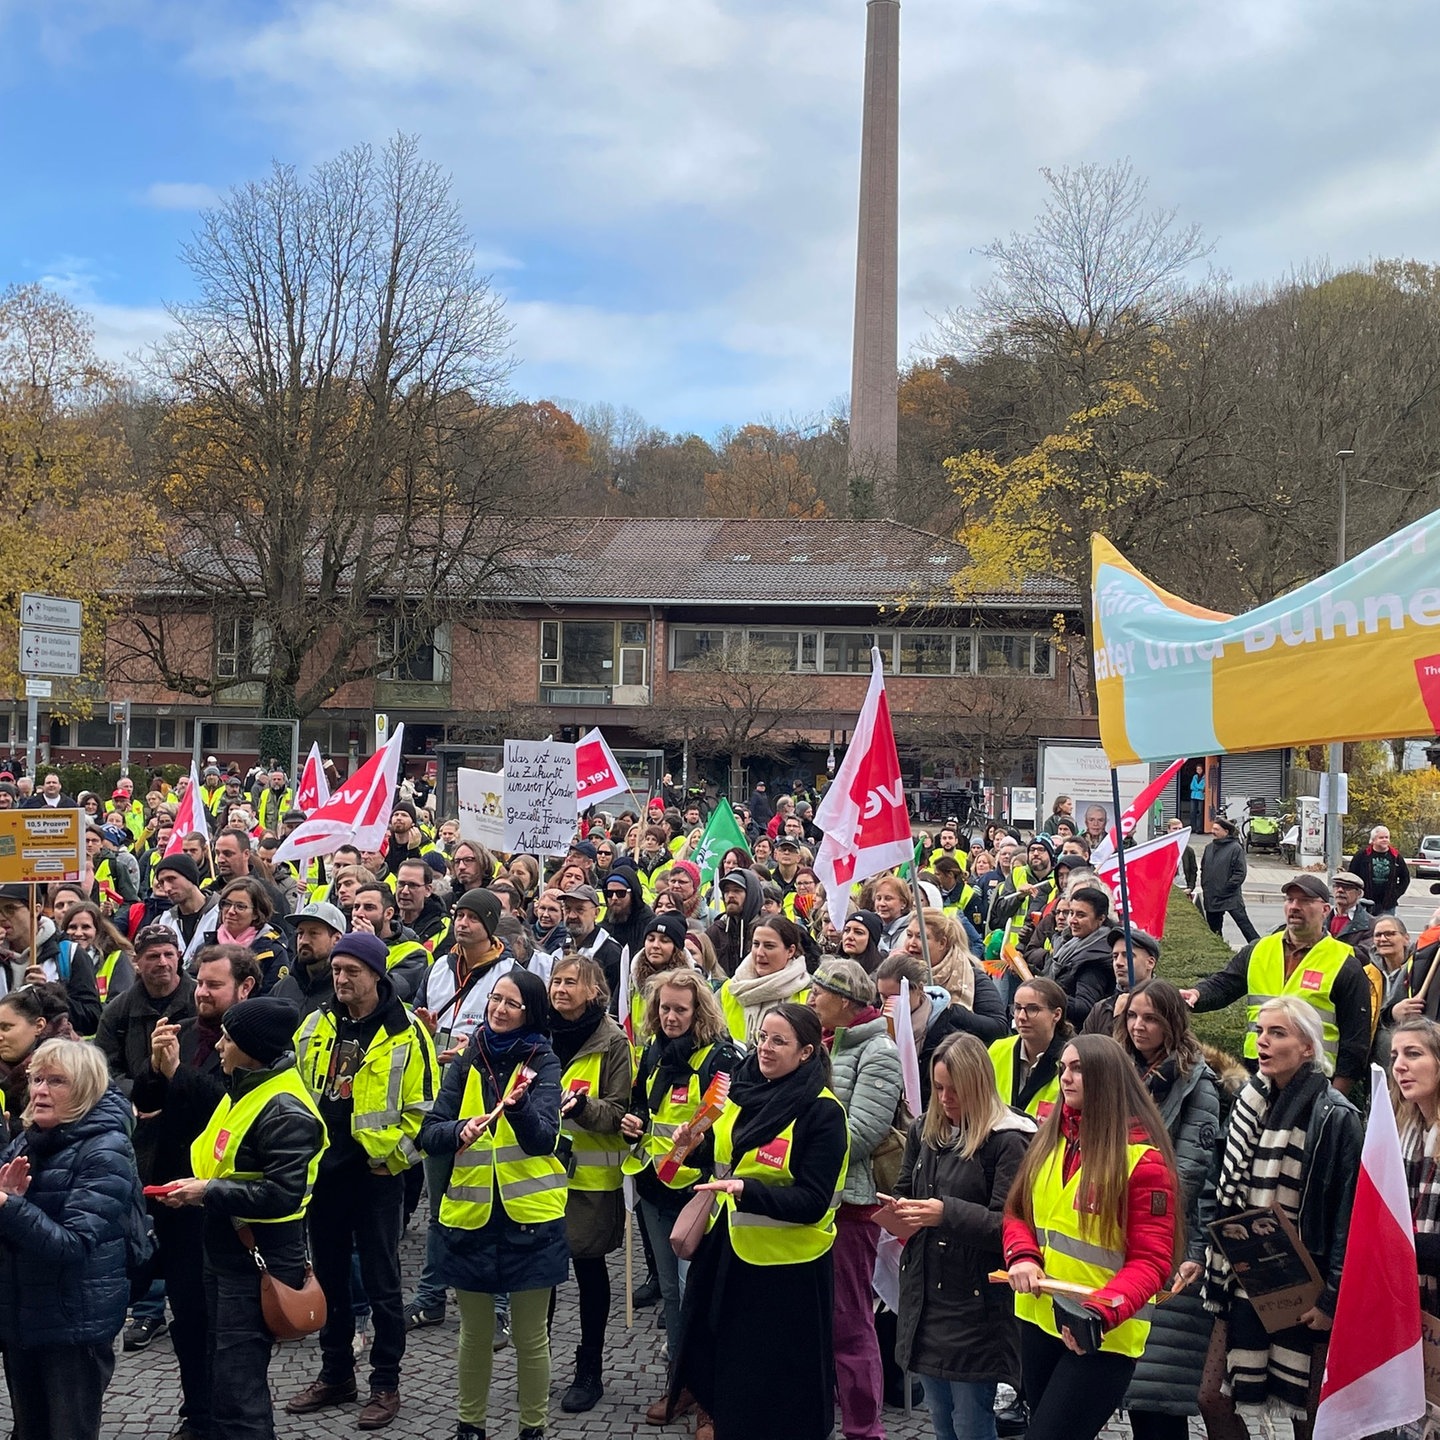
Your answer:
[457,769,507,852]
[503,740,577,855]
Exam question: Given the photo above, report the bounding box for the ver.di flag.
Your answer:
[691,798,750,887]
[1313,1063,1425,1438]
[813,648,914,924]
[1094,828,1190,937]
[296,741,330,814]
[575,728,629,807]
[165,762,204,856]
[1089,757,1188,869]
[273,724,405,867]
[1092,509,1440,763]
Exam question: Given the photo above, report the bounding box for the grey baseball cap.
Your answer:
[283,900,346,935]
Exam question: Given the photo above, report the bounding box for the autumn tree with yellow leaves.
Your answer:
[0,284,156,705]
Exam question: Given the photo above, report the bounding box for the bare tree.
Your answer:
[118,134,528,757]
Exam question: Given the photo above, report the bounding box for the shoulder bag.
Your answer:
[236,1224,328,1339]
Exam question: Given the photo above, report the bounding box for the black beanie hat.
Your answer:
[848,909,884,948]
[223,997,300,1066]
[456,888,502,938]
[643,912,688,949]
[154,853,201,886]
[332,931,388,977]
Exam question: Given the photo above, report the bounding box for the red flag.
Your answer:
[296,742,330,814]
[165,763,205,856]
[575,728,628,806]
[813,649,914,921]
[1090,757,1188,867]
[1094,828,1189,936]
[273,724,405,867]
[1313,1063,1425,1438]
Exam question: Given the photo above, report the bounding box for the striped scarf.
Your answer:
[1203,1067,1327,1419]
[1401,1118,1440,1318]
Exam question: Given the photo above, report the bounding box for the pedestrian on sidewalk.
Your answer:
[1198,817,1260,945]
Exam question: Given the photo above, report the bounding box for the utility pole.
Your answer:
[1325,449,1354,873]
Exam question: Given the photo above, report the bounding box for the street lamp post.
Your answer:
[1325,448,1355,873]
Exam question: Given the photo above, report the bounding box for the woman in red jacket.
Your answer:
[1003,1034,1179,1440]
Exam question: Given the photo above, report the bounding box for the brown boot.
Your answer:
[285,1377,357,1414]
[646,1388,696,1425]
[694,1405,715,1440]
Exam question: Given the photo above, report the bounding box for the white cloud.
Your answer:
[142,181,220,210]
[37,260,170,367]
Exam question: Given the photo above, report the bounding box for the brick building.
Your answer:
[11,518,1096,800]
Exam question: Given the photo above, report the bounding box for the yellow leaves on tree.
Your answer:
[702,425,826,518]
[0,285,157,703]
[1343,742,1440,853]
[943,379,1157,598]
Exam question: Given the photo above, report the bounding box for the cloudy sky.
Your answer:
[2,0,1436,436]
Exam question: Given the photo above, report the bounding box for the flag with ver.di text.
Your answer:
[691,799,750,887]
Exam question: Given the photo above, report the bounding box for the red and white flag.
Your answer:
[1095,827,1189,937]
[295,741,330,815]
[1313,1062,1425,1439]
[273,723,405,867]
[575,728,628,807]
[1090,757,1188,868]
[813,649,914,923]
[165,762,205,856]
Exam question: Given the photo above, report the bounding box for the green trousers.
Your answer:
[456,1286,552,1430]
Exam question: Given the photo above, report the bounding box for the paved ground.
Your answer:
[7,1213,1200,1439]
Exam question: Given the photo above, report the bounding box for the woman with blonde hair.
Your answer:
[682,928,725,985]
[898,910,1008,1041]
[0,1037,142,1440]
[1390,1018,1440,1317]
[882,1032,1035,1440]
[621,967,742,1422]
[1004,1035,1180,1440]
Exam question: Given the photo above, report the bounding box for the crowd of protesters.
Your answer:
[0,757,1434,1440]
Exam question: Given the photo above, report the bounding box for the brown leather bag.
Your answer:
[236,1225,328,1340]
[669,1190,714,1261]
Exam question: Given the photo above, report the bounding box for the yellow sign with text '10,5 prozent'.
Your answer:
[0,809,82,884]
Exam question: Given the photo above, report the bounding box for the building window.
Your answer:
[379,619,451,683]
[216,618,271,681]
[898,632,953,675]
[822,631,877,674]
[671,628,728,670]
[746,630,799,672]
[542,621,650,689]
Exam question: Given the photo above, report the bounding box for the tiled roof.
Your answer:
[506,517,1081,609]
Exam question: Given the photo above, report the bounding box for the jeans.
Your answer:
[414,1150,453,1310]
[4,1341,115,1440]
[154,1204,211,1432]
[1189,798,1203,832]
[309,1166,406,1392]
[205,1261,286,1440]
[637,1196,690,1356]
[920,1376,997,1440]
[1206,903,1260,945]
[132,1275,167,1321]
[832,1215,885,1440]
[1020,1324,1135,1440]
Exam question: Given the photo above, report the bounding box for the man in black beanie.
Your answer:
[153,853,221,973]
[287,932,438,1430]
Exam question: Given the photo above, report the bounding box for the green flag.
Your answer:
[692,798,750,886]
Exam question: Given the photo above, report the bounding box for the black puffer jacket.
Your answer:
[894,1111,1035,1386]
[1046,928,1115,1027]
[1200,834,1247,910]
[0,1083,140,1348]
[1124,1057,1222,1417]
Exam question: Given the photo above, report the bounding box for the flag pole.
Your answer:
[1109,767,1137,990]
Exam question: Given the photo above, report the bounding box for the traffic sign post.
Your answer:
[110,700,132,779]
[17,594,82,778]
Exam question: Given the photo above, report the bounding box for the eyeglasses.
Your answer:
[29,1073,71,1090]
[218,900,253,913]
[488,994,525,1012]
[1014,1004,1051,1018]
[595,848,614,856]
[395,879,426,889]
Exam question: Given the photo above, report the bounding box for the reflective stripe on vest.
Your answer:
[704,1089,848,1265]
[561,1050,627,1193]
[622,1042,724,1190]
[1012,1141,1154,1358]
[1243,933,1349,1073]
[986,1035,1059,1121]
[190,1065,327,1223]
[294,1009,435,1171]
[439,1062,568,1229]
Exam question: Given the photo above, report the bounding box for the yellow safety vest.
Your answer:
[440,1062,568,1229]
[95,950,123,1004]
[387,936,431,977]
[1244,933,1350,1074]
[928,848,968,871]
[719,979,811,1046]
[256,788,293,833]
[942,883,977,918]
[294,1007,438,1174]
[191,1065,327,1223]
[704,1089,848,1265]
[623,1042,727,1190]
[1013,1141,1155,1358]
[560,1050,628,1194]
[986,1035,1060,1121]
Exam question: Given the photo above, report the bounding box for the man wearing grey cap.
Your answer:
[272,901,348,1017]
[560,884,623,1008]
[1181,873,1372,1093]
[1327,871,1375,959]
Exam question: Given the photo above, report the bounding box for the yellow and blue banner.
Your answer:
[1092,512,1440,764]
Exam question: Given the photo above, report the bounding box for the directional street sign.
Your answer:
[24,679,52,699]
[19,626,81,677]
[19,593,82,631]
